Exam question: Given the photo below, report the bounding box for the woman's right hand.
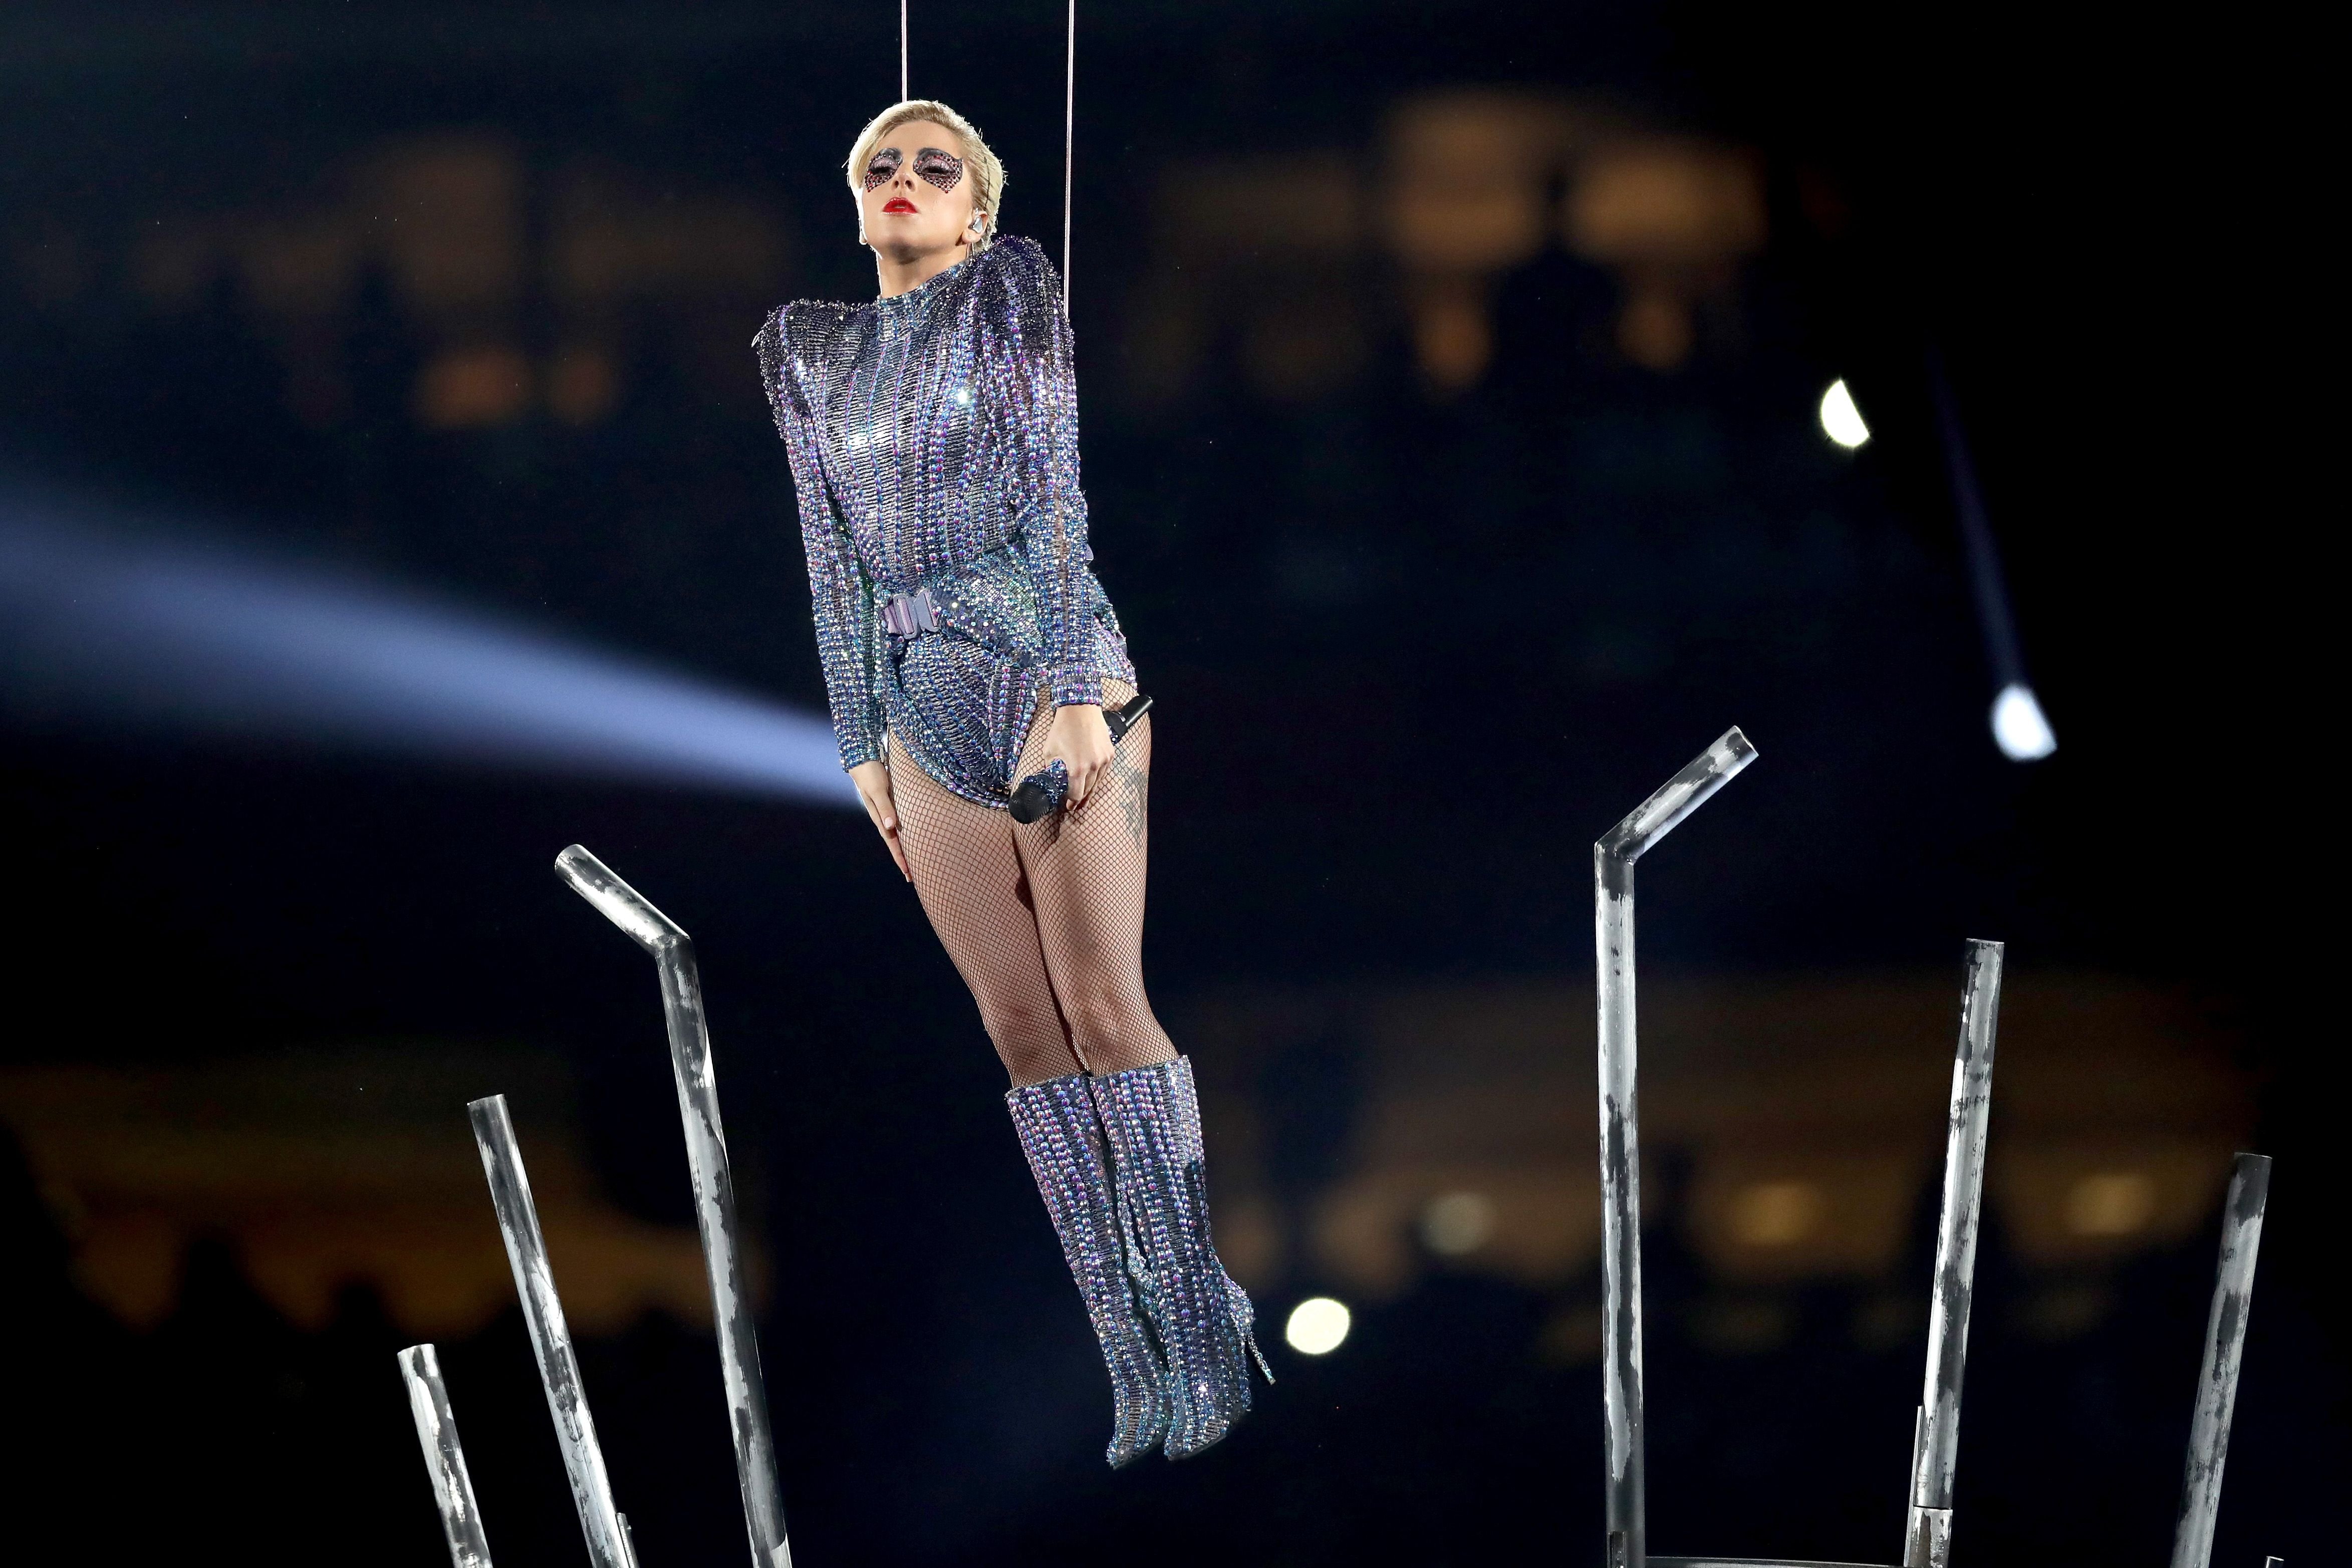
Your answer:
[849,760,912,882]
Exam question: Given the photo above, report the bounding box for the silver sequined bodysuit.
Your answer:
[755,235,1134,808]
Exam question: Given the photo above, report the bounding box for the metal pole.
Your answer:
[397,1343,495,1568]
[469,1094,638,1568]
[1903,938,2004,1568]
[1594,727,1758,1568]
[555,845,793,1568]
[2170,1152,2272,1568]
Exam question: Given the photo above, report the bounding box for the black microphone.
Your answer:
[1009,692,1152,824]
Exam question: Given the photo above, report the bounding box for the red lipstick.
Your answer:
[884,197,918,214]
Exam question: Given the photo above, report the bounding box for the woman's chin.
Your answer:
[875,236,966,265]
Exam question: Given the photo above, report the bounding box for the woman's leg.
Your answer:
[890,734,1171,1463]
[887,736,1084,1088]
[1011,681,1264,1457]
[1010,679,1178,1077]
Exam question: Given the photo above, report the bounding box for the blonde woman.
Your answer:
[754,100,1266,1464]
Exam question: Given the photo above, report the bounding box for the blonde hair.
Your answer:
[846,99,1005,247]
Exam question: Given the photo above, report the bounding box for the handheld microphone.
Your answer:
[1009,692,1152,824]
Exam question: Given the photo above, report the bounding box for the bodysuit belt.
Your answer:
[879,587,942,639]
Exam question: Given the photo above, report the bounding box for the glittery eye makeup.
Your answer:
[861,146,902,191]
[913,147,964,193]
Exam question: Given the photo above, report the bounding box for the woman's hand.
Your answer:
[1046,703,1116,809]
[849,760,911,881]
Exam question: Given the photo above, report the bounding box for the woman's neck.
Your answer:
[875,242,972,299]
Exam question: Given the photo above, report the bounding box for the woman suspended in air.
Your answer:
[754,99,1267,1464]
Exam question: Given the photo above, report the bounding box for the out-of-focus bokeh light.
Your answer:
[1818,378,1871,448]
[1284,1296,1352,1356]
[1727,1180,1825,1246]
[2065,1172,2157,1236]
[1991,682,2057,761]
[1419,1191,1496,1256]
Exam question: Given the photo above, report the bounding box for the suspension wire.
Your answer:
[899,0,908,100]
[1062,0,1076,308]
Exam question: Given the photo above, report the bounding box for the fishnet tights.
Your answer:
[888,678,1177,1087]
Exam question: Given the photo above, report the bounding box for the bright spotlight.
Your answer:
[1990,682,2057,761]
[1283,1296,1351,1356]
[1818,379,1871,449]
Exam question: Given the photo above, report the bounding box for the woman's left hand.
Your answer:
[1046,702,1115,809]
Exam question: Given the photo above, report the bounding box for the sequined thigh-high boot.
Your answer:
[1005,1074,1172,1467]
[1089,1056,1270,1459]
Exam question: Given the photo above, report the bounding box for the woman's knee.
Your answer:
[978,995,1066,1059]
[1061,985,1163,1060]
[994,1030,1082,1087]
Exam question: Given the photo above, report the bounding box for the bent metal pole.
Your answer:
[2171,1152,2272,1568]
[1594,726,1758,1568]
[397,1343,495,1568]
[555,845,793,1568]
[1902,939,2005,1568]
[470,1094,638,1568]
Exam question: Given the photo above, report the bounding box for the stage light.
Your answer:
[1818,379,1870,448]
[1,490,855,804]
[1284,1296,1351,1356]
[1990,682,2056,761]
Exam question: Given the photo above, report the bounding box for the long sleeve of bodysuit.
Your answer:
[979,240,1101,710]
[756,307,886,769]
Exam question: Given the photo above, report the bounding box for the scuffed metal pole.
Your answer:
[1903,939,2004,1568]
[2170,1152,2272,1568]
[397,1343,494,1568]
[555,845,794,1568]
[470,1094,638,1568]
[1595,727,1758,1568]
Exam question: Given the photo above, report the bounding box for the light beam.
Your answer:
[1927,353,2058,764]
[0,487,853,805]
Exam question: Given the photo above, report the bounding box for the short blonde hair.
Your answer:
[846,99,1005,247]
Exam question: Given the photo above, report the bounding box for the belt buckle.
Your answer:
[884,587,940,638]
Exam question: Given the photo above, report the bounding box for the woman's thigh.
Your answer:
[1012,679,1176,1073]
[887,737,1080,1085]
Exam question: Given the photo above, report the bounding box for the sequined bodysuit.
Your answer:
[756,236,1133,808]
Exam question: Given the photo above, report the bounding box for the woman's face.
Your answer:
[858,121,981,258]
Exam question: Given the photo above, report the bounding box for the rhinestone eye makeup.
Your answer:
[913,146,965,193]
[861,146,903,192]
